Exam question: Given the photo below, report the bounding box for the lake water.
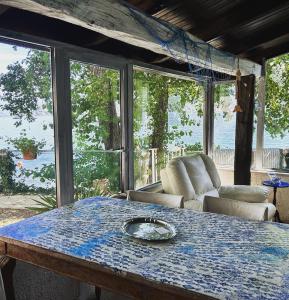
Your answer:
[1,108,289,189]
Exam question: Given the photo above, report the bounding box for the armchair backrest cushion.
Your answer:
[160,154,221,201]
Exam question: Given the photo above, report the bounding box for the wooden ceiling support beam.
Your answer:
[0,4,9,15]
[0,0,261,76]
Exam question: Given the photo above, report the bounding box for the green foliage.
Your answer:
[265,53,289,138]
[133,70,204,183]
[24,163,55,185]
[70,63,120,150]
[133,71,203,151]
[185,142,203,153]
[214,82,235,121]
[1,51,122,197]
[0,150,16,192]
[73,151,119,200]
[26,194,57,213]
[0,49,51,127]
[7,132,46,156]
[27,181,109,213]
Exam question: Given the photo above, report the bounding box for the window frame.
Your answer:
[0,28,210,197]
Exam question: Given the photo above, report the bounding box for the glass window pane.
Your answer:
[213,82,236,167]
[133,68,204,189]
[0,42,55,225]
[70,61,121,199]
[263,54,289,170]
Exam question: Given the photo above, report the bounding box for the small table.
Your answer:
[263,180,289,222]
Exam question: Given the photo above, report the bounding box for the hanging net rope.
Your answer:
[123,2,244,81]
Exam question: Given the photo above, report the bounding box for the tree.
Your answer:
[133,70,204,185]
[0,49,51,127]
[265,53,289,138]
[0,49,122,194]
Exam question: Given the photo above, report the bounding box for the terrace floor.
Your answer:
[0,194,40,226]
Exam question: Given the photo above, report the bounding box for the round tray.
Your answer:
[122,217,176,241]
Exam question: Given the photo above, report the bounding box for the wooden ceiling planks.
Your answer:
[125,0,289,62]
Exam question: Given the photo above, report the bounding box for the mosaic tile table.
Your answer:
[1,197,289,300]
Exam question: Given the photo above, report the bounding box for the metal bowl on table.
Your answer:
[122,217,176,241]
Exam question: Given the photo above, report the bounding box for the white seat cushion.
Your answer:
[219,185,270,203]
[196,188,220,203]
[184,200,202,211]
[204,196,270,221]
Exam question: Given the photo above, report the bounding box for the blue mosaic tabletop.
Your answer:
[1,197,289,300]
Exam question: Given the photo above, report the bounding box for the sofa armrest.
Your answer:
[127,190,184,208]
[203,196,269,221]
[219,185,270,203]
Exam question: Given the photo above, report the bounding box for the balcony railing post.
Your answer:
[149,148,158,183]
[256,60,266,170]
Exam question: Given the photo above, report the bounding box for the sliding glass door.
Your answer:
[69,59,123,199]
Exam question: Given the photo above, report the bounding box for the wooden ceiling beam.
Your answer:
[0,0,261,76]
[150,55,171,64]
[0,4,9,15]
[84,36,110,47]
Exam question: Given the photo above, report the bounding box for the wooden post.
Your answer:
[203,81,214,156]
[52,48,74,206]
[234,75,255,185]
[121,64,134,191]
[256,61,266,170]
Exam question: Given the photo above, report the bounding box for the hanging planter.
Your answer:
[22,150,38,160]
[7,135,46,160]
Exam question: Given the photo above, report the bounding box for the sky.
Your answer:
[0,43,29,73]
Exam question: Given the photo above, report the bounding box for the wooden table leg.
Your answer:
[273,187,281,222]
[95,286,101,300]
[1,257,16,300]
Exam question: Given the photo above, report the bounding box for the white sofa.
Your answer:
[154,154,276,220]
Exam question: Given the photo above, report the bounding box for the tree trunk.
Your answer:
[102,79,120,150]
[90,66,121,151]
[150,86,169,152]
[150,85,169,176]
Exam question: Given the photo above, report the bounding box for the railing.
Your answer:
[134,147,288,188]
[134,147,195,188]
[213,148,284,169]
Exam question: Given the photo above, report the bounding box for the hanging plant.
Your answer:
[7,134,46,160]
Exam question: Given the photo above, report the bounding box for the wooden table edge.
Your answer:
[0,238,216,300]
